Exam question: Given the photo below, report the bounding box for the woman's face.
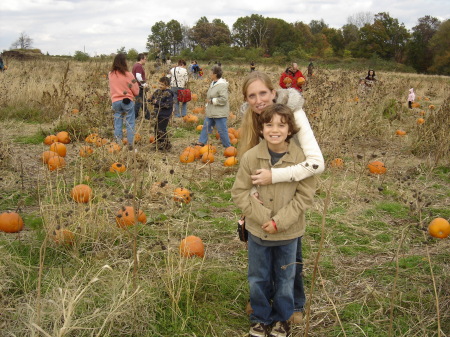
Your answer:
[245,79,277,115]
[369,70,374,75]
[210,71,218,81]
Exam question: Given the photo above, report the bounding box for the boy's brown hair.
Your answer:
[159,76,170,87]
[256,103,299,142]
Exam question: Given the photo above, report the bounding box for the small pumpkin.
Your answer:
[199,144,217,155]
[52,228,75,245]
[149,135,156,144]
[180,150,195,163]
[183,114,199,123]
[71,108,79,114]
[173,187,191,204]
[49,142,67,157]
[201,152,215,164]
[44,135,58,145]
[110,162,126,173]
[428,218,450,239]
[224,146,238,157]
[196,125,203,131]
[41,150,59,164]
[134,133,142,143]
[283,77,292,84]
[416,118,425,125]
[367,161,386,175]
[179,235,205,258]
[224,156,238,167]
[411,102,421,108]
[395,130,407,136]
[95,137,109,147]
[116,206,146,228]
[191,93,198,102]
[330,158,344,168]
[85,133,99,143]
[297,77,306,86]
[47,155,66,171]
[70,184,93,203]
[193,106,205,114]
[429,104,435,110]
[0,211,24,233]
[79,146,94,157]
[107,142,121,153]
[56,131,71,144]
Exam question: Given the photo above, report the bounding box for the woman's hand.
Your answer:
[251,169,272,185]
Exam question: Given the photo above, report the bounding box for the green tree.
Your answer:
[167,20,183,55]
[127,48,139,61]
[322,27,345,57]
[309,19,328,34]
[73,50,90,61]
[190,17,231,49]
[407,16,441,73]
[232,14,268,48]
[147,21,171,56]
[265,18,298,55]
[116,46,126,55]
[428,19,450,75]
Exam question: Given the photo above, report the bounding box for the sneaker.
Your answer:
[269,321,290,337]
[288,311,303,325]
[249,322,270,337]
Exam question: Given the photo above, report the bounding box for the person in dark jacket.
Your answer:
[150,76,174,150]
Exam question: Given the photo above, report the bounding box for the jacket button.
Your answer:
[264,235,267,238]
[269,199,273,201]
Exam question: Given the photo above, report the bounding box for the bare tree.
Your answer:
[11,32,33,49]
[347,12,374,28]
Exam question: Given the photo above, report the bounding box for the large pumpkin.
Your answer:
[44,135,58,145]
[41,150,59,164]
[110,162,126,173]
[173,187,191,204]
[47,155,66,171]
[201,152,215,164]
[115,206,146,228]
[180,150,195,163]
[0,212,24,233]
[224,146,238,157]
[224,156,238,167]
[179,235,205,258]
[49,142,67,157]
[70,184,93,203]
[297,77,306,86]
[367,161,386,175]
[56,131,71,144]
[283,77,292,84]
[428,218,450,239]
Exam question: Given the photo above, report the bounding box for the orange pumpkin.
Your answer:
[115,206,146,228]
[297,77,306,86]
[428,218,450,239]
[180,151,195,163]
[47,155,66,171]
[173,187,191,204]
[56,131,71,144]
[95,137,109,147]
[71,108,79,114]
[201,152,215,164]
[41,150,58,164]
[196,125,203,131]
[224,156,238,167]
[52,228,75,245]
[110,162,126,173]
[283,77,292,84]
[416,118,425,125]
[0,212,24,233]
[183,114,199,123]
[193,106,205,114]
[107,142,121,154]
[134,133,142,143]
[224,146,238,157]
[79,145,94,157]
[149,135,156,144]
[199,144,217,155]
[70,184,93,203]
[85,133,99,143]
[44,135,58,145]
[395,130,407,136]
[191,93,198,102]
[179,235,205,258]
[367,161,386,175]
[330,158,344,168]
[49,142,67,157]
[230,138,239,145]
[429,104,435,110]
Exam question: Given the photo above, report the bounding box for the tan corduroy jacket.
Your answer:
[232,139,316,241]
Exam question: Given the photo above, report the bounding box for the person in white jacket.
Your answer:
[238,71,324,324]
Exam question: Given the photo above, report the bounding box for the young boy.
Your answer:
[232,104,316,337]
[150,76,174,150]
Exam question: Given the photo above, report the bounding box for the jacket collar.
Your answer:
[255,139,297,165]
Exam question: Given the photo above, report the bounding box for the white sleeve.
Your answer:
[135,73,143,82]
[271,108,325,183]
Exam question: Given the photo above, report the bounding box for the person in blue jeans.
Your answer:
[194,65,231,148]
[232,104,316,337]
[168,59,189,117]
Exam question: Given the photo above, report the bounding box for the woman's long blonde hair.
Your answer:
[238,71,276,158]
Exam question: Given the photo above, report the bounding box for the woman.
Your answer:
[365,69,377,81]
[108,53,140,148]
[194,65,231,148]
[168,59,189,117]
[239,71,324,324]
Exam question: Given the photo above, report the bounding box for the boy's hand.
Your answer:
[251,192,263,204]
[261,220,277,234]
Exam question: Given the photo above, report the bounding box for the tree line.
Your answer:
[146,12,450,75]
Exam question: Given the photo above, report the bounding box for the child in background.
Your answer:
[150,77,174,151]
[232,104,316,337]
[408,88,415,109]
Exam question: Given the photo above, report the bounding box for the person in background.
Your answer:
[232,104,316,337]
[168,59,189,117]
[0,56,5,72]
[192,61,201,79]
[307,62,314,77]
[193,65,231,148]
[364,69,377,87]
[132,53,150,120]
[250,61,256,72]
[408,88,415,109]
[108,53,140,150]
[279,63,306,92]
[150,76,174,151]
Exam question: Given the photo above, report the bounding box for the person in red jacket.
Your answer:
[279,63,306,92]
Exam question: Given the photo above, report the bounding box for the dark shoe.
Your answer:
[249,322,270,337]
[192,142,204,147]
[269,321,290,337]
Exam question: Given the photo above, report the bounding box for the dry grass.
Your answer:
[0,58,449,336]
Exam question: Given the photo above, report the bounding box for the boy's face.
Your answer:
[262,113,290,149]
[159,82,168,90]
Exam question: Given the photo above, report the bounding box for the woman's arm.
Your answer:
[211,84,228,105]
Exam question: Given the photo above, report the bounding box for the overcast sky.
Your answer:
[1,0,448,56]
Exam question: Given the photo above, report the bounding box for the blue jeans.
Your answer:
[171,87,187,117]
[294,237,306,311]
[248,234,297,325]
[198,117,231,147]
[112,100,135,145]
